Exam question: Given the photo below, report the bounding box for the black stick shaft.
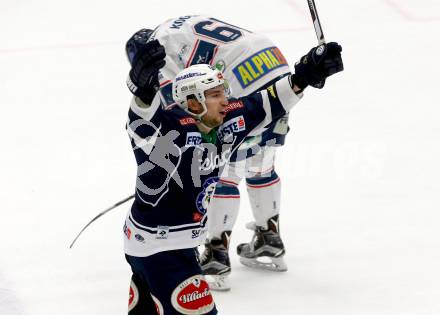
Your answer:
[307,0,326,44]
[69,194,135,249]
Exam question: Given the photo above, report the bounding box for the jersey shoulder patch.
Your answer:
[224,100,244,114]
[179,117,197,126]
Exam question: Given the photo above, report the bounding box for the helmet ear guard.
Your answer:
[172,64,227,119]
[184,94,208,119]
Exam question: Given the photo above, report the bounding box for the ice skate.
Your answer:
[237,215,288,272]
[199,231,232,291]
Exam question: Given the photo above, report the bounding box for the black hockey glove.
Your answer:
[125,29,166,104]
[291,42,343,90]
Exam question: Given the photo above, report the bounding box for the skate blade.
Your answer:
[205,275,231,292]
[240,256,288,272]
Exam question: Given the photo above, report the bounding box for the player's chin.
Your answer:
[218,111,226,122]
[209,114,222,126]
[216,115,225,126]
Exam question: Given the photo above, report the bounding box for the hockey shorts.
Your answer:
[126,248,218,315]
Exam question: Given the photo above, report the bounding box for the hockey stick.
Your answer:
[306,0,326,44]
[69,194,135,249]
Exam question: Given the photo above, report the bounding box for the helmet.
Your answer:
[172,64,228,119]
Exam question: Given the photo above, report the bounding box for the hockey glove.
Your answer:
[126,29,155,65]
[126,29,166,104]
[292,42,343,90]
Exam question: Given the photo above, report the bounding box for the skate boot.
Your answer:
[199,231,232,291]
[237,215,287,272]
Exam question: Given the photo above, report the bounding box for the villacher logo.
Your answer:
[128,280,139,312]
[171,275,215,314]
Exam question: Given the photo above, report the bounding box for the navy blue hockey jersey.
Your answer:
[124,76,301,257]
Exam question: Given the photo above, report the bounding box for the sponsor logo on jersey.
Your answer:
[199,147,232,172]
[178,45,190,66]
[232,46,289,88]
[179,117,197,126]
[186,132,203,146]
[224,100,244,114]
[193,212,203,222]
[267,85,276,98]
[151,294,164,315]
[128,280,139,312]
[134,234,145,243]
[156,226,169,239]
[215,60,226,72]
[217,115,246,141]
[123,223,131,240]
[171,275,215,314]
[191,229,201,239]
[195,177,219,214]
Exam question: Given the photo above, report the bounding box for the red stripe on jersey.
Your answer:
[213,195,240,199]
[219,179,239,186]
[246,178,280,189]
[186,40,200,68]
[160,80,172,87]
[210,47,219,65]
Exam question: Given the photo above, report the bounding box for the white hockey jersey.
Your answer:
[149,15,292,105]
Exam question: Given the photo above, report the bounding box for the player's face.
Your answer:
[202,85,229,128]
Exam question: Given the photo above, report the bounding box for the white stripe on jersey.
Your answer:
[275,76,303,112]
[124,212,209,257]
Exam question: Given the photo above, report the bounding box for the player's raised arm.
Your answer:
[239,42,344,138]
[125,29,166,106]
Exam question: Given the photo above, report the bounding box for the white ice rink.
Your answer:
[1,0,440,314]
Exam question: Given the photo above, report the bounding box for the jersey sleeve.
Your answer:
[126,94,182,206]
[239,75,302,138]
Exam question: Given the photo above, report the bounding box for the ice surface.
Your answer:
[1,0,440,314]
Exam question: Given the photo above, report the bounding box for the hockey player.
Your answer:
[125,16,303,290]
[124,33,343,313]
